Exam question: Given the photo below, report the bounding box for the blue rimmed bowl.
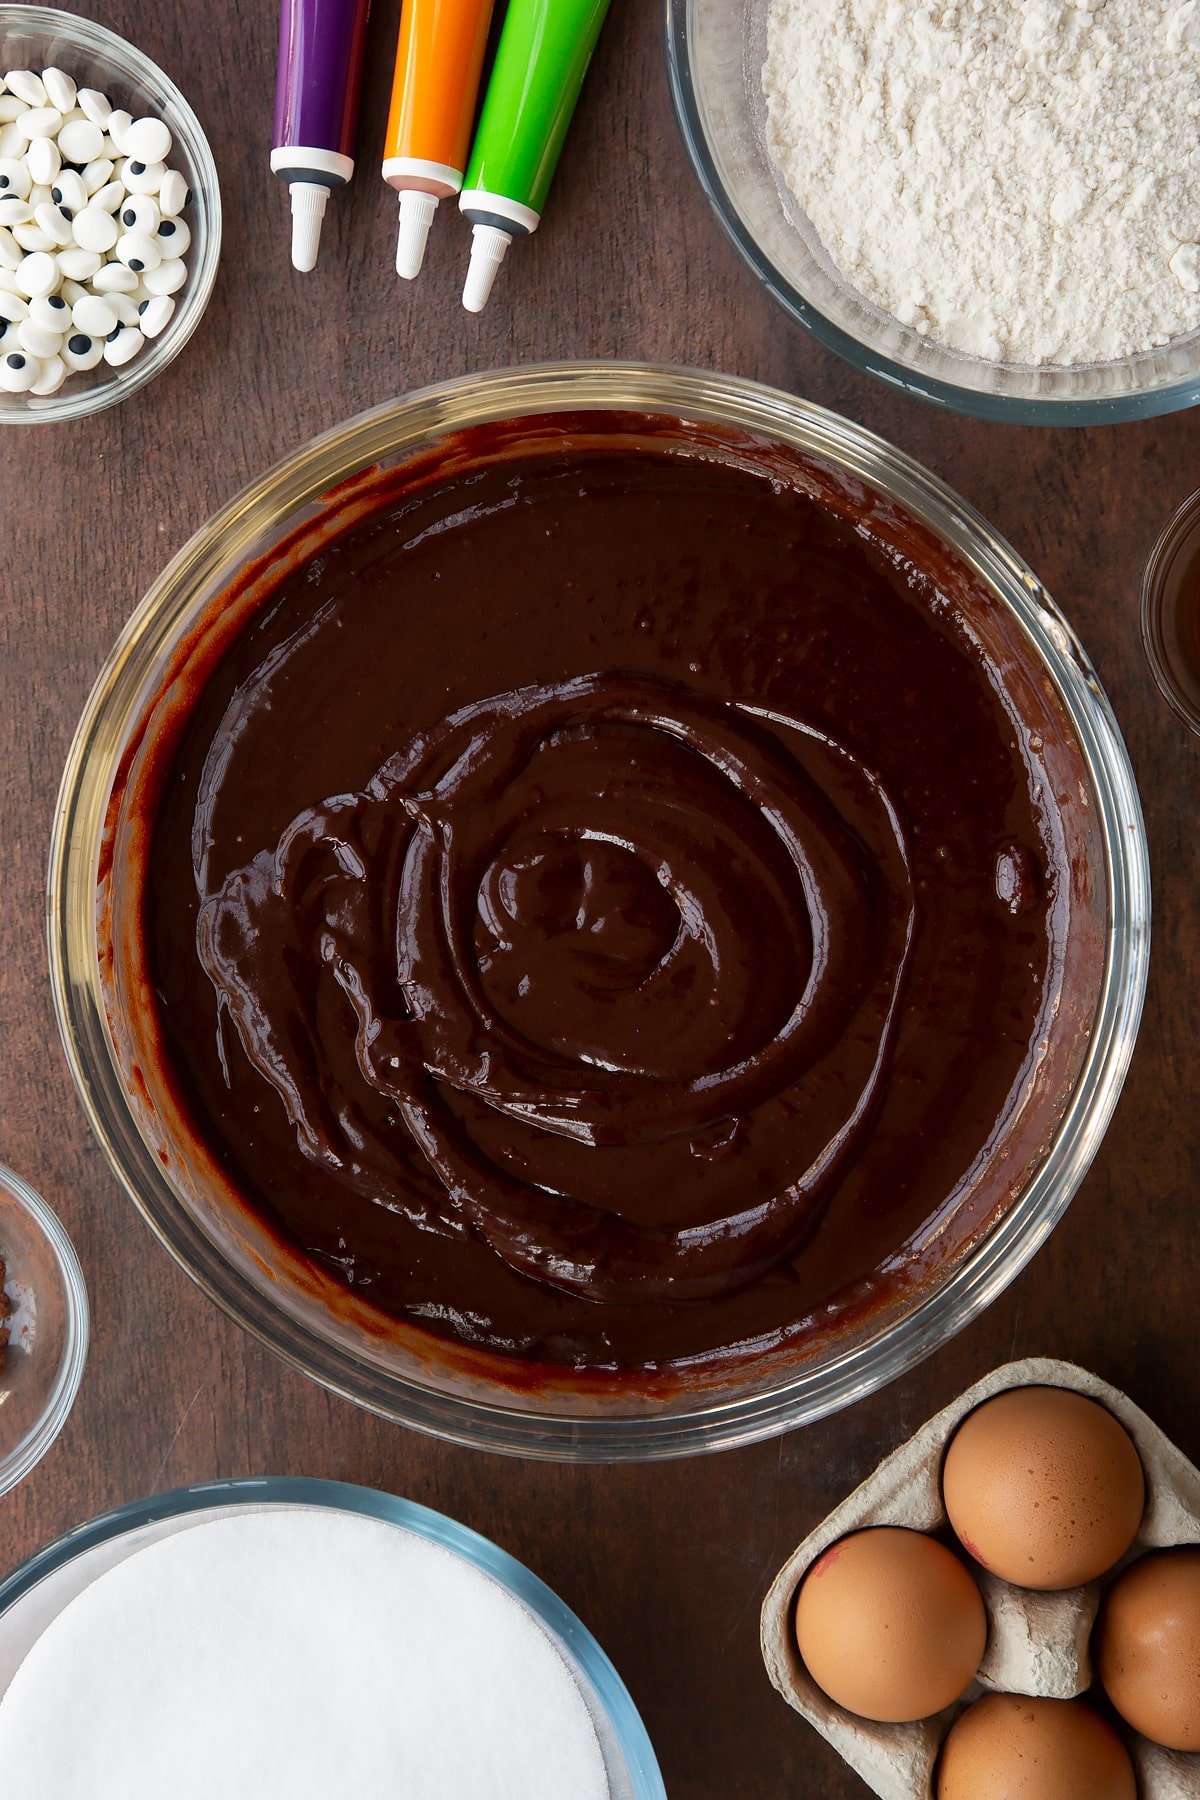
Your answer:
[0,1476,666,1798]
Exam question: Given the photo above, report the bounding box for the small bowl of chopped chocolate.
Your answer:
[0,1164,88,1496]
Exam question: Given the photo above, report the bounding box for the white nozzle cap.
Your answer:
[289,180,329,272]
[396,190,439,279]
[463,222,513,313]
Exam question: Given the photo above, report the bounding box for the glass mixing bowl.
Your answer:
[48,363,1150,1459]
[0,1477,666,1798]
[665,0,1200,424]
[0,6,221,424]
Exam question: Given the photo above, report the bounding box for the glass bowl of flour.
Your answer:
[666,0,1200,422]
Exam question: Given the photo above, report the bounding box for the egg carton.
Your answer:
[760,1357,1200,1798]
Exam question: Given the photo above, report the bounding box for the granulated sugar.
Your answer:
[763,0,1200,366]
[0,1508,611,1799]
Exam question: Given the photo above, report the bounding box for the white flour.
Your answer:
[763,0,1200,365]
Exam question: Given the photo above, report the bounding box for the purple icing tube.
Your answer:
[271,0,372,271]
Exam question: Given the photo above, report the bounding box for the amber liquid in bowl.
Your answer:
[1143,493,1200,733]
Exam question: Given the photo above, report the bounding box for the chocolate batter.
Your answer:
[136,417,1090,1373]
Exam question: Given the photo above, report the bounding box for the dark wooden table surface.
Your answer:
[1,3,1196,1794]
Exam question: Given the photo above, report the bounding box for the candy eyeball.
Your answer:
[125,116,171,163]
[0,348,38,390]
[105,108,134,153]
[118,193,158,235]
[102,322,143,366]
[142,257,185,296]
[16,315,62,358]
[157,168,187,216]
[119,156,165,195]
[40,68,76,114]
[61,331,102,371]
[71,205,117,253]
[4,71,47,108]
[56,117,103,165]
[137,293,174,337]
[28,290,67,329]
[155,214,189,257]
[18,107,66,142]
[91,260,138,294]
[29,350,64,394]
[13,249,57,296]
[0,68,193,402]
[70,292,116,337]
[115,230,160,273]
[75,88,113,128]
[80,156,114,196]
[50,169,86,214]
[0,156,32,198]
[24,133,58,185]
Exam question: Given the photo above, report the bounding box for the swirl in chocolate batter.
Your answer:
[136,425,1088,1373]
[198,673,913,1305]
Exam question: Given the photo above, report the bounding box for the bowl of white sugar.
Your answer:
[666,0,1200,422]
[0,7,220,421]
[0,1478,666,1798]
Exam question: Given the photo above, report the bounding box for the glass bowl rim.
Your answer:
[0,1161,89,1497]
[663,0,1200,426]
[1140,486,1200,737]
[0,1473,667,1797]
[47,359,1151,1460]
[0,3,222,425]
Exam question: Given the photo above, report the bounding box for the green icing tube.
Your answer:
[460,0,613,311]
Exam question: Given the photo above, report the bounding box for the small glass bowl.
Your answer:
[0,6,221,424]
[0,1163,88,1496]
[0,1478,666,1798]
[1141,489,1200,736]
[665,0,1200,424]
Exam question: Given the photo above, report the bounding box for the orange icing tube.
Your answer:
[382,0,496,279]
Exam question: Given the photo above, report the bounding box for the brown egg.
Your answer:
[942,1386,1144,1589]
[936,1695,1137,1799]
[793,1526,986,1723]
[1097,1546,1200,1749]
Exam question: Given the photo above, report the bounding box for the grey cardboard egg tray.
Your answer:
[760,1357,1200,1798]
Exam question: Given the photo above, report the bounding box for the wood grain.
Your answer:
[0,3,1197,1794]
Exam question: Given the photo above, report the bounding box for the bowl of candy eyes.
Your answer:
[0,6,220,422]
